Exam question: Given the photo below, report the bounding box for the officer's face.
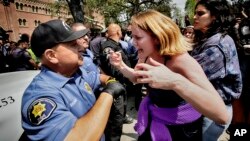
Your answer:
[52,41,83,73]
[76,35,89,52]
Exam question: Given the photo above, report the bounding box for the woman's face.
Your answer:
[193,4,215,33]
[131,25,158,60]
[184,28,194,39]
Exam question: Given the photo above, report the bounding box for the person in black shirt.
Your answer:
[99,23,133,141]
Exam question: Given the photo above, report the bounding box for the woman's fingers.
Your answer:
[134,70,149,78]
[135,57,163,71]
[136,77,152,84]
[135,63,153,71]
[148,57,162,66]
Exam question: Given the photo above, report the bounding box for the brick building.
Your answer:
[0,0,72,42]
[0,0,105,42]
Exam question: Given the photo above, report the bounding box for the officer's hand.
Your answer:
[102,78,125,99]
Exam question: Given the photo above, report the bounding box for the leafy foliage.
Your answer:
[184,0,196,25]
[84,0,173,27]
[43,0,186,28]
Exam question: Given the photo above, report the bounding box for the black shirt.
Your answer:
[99,38,131,84]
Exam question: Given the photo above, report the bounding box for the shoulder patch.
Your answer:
[28,98,56,125]
[103,47,113,55]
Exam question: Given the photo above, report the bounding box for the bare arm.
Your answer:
[64,72,126,141]
[108,51,137,83]
[135,55,229,124]
[64,92,113,141]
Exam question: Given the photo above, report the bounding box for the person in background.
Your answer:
[89,28,107,63]
[71,23,98,73]
[190,0,242,141]
[20,19,125,141]
[27,47,41,69]
[185,15,191,27]
[183,25,195,40]
[8,40,38,71]
[99,23,133,141]
[229,0,250,131]
[0,38,6,73]
[108,9,229,141]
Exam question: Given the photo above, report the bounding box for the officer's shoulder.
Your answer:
[100,38,107,45]
[101,39,115,48]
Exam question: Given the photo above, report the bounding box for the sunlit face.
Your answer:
[193,4,215,33]
[76,35,89,52]
[72,25,89,52]
[131,25,157,60]
[53,41,83,71]
[184,28,194,39]
[21,42,29,49]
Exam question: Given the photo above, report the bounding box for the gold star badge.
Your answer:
[32,102,46,118]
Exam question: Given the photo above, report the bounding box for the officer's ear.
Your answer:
[43,48,59,64]
[116,30,119,36]
[116,29,121,36]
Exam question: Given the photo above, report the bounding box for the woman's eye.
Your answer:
[195,11,206,16]
[133,36,141,40]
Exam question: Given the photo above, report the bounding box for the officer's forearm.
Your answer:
[64,93,112,141]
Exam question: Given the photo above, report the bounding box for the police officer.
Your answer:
[99,23,133,141]
[20,19,125,141]
[71,23,99,74]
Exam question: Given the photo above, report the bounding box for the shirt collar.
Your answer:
[40,66,82,89]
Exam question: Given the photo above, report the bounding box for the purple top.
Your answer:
[134,96,201,141]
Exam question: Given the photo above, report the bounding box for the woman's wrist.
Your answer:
[116,61,126,71]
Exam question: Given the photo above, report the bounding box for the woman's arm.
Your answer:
[65,76,125,141]
[64,93,113,141]
[108,51,137,83]
[134,55,229,124]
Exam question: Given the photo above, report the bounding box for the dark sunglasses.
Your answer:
[195,11,207,17]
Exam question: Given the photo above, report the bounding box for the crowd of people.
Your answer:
[0,0,250,140]
[0,39,39,73]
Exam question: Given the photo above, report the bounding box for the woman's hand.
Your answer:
[134,57,179,90]
[108,50,124,69]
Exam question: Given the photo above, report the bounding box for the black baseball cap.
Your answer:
[31,19,89,57]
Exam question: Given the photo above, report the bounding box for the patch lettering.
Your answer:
[62,21,71,31]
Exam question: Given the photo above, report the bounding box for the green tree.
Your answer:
[48,0,180,29]
[185,0,196,25]
[85,0,173,27]
[65,0,85,23]
[172,4,184,27]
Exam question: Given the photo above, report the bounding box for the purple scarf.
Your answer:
[134,96,201,141]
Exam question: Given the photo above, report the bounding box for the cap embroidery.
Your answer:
[62,21,71,31]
